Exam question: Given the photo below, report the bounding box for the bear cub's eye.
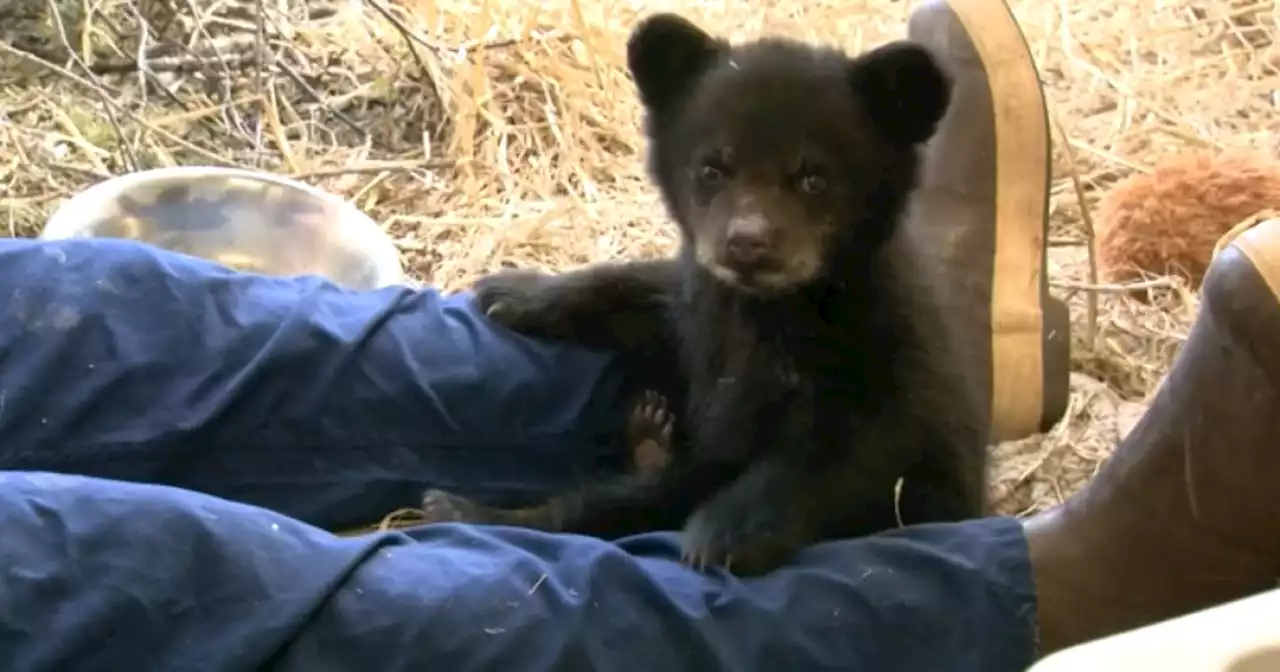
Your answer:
[798,171,827,195]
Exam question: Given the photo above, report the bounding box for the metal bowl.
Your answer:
[41,166,408,291]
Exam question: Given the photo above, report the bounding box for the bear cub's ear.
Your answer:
[627,13,728,114]
[846,41,953,147]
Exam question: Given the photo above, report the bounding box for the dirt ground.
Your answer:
[3,0,1272,516]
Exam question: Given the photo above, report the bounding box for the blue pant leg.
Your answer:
[0,471,1037,672]
[0,238,638,530]
[0,471,397,671]
[281,519,1037,672]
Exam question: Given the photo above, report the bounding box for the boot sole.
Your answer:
[909,0,1070,441]
[1230,219,1280,302]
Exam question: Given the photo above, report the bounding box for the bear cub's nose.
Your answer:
[725,232,771,270]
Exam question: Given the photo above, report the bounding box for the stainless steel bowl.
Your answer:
[41,166,408,291]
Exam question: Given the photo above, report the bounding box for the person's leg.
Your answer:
[0,236,641,531]
[1025,216,1280,656]
[900,0,1280,656]
[11,217,1280,672]
[0,470,1037,672]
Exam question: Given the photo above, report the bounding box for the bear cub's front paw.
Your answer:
[472,269,572,335]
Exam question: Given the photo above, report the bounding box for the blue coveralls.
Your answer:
[0,238,1037,671]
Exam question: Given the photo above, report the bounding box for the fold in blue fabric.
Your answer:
[0,237,637,531]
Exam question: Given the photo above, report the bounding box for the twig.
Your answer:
[1050,277,1182,293]
[0,41,245,168]
[1051,110,1099,351]
[251,0,270,166]
[275,59,368,140]
[44,0,140,171]
[177,0,252,140]
[129,0,150,106]
[289,159,456,180]
[363,0,435,80]
[13,43,262,75]
[118,3,193,113]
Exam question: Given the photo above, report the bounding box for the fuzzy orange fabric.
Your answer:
[1095,151,1280,293]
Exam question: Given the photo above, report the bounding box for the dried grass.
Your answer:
[2,0,1274,518]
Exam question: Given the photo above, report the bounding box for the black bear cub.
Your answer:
[419,13,990,576]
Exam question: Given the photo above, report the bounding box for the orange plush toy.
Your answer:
[1096,151,1280,294]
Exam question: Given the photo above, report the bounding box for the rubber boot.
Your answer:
[905,0,1072,443]
[1025,218,1280,656]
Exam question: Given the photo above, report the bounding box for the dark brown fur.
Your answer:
[420,13,990,576]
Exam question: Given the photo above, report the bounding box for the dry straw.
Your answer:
[1,0,1275,521]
